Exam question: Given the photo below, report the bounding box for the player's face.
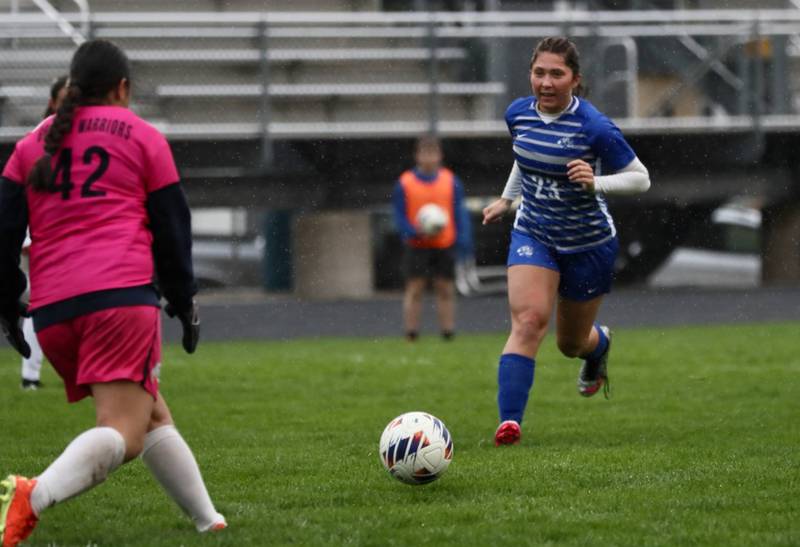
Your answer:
[530,52,580,114]
[415,146,442,174]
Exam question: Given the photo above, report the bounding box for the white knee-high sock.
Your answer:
[21,317,44,382]
[30,427,126,515]
[142,425,225,532]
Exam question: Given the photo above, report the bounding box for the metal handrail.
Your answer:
[28,0,85,45]
[4,9,800,26]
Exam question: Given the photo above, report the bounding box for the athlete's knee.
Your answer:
[556,336,584,358]
[96,419,147,461]
[510,309,549,344]
[434,280,454,300]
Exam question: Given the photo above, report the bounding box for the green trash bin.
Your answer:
[262,209,293,291]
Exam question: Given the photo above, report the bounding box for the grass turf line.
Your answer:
[0,322,798,546]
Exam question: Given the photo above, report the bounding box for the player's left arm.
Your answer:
[453,177,473,258]
[567,116,651,195]
[143,130,199,353]
[146,182,200,354]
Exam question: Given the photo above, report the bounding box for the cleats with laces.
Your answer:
[494,420,521,446]
[0,475,38,547]
[578,326,611,398]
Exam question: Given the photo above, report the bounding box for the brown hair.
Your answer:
[43,74,69,118]
[530,37,585,97]
[415,134,441,154]
[27,40,131,192]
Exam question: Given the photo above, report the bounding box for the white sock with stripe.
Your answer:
[141,425,225,532]
[30,427,126,515]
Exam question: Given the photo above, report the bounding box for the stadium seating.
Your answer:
[0,1,507,139]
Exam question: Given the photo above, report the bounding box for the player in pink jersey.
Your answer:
[0,40,226,546]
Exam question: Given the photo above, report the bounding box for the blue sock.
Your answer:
[583,324,608,362]
[497,353,535,424]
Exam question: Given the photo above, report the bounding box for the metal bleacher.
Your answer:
[3,1,800,143]
[0,1,509,141]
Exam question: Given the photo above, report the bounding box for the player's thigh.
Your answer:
[403,247,430,280]
[405,276,427,296]
[37,321,81,396]
[76,306,162,399]
[92,380,155,460]
[507,265,559,328]
[432,248,456,281]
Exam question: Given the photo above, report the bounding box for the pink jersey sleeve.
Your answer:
[2,120,50,185]
[140,125,180,193]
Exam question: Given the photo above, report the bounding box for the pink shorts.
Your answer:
[37,306,161,403]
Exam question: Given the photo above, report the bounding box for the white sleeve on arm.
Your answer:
[501,161,523,200]
[594,157,651,195]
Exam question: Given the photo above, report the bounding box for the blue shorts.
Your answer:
[507,231,619,301]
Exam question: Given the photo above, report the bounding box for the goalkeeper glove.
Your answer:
[165,299,200,354]
[0,301,31,359]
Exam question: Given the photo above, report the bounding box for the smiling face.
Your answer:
[530,51,581,114]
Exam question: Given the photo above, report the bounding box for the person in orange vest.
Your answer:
[392,135,472,341]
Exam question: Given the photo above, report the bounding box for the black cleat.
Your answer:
[21,379,42,391]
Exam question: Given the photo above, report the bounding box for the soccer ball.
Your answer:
[379,411,453,485]
[416,203,449,237]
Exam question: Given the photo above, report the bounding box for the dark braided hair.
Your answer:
[27,40,131,191]
[42,74,68,118]
[530,37,585,97]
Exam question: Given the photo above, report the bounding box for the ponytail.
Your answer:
[27,84,81,191]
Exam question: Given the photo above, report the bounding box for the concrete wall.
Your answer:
[292,211,374,298]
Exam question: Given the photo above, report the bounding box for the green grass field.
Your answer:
[1,323,798,546]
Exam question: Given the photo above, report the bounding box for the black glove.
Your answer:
[165,299,200,354]
[0,301,31,359]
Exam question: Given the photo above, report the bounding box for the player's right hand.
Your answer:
[482,198,512,225]
[165,300,200,354]
[0,302,31,359]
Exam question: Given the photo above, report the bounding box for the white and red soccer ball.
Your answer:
[379,411,453,485]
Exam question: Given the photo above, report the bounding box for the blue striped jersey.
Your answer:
[505,95,635,253]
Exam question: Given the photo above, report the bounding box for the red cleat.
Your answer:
[0,475,38,547]
[494,420,521,446]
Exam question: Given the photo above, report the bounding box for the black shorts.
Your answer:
[403,247,456,280]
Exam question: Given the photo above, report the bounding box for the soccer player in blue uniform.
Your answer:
[482,37,651,446]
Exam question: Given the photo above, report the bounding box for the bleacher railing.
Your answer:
[2,9,800,143]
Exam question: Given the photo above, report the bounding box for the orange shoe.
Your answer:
[0,475,38,547]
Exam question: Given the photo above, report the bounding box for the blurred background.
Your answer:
[1,0,799,301]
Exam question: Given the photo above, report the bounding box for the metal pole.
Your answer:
[10,0,18,48]
[259,17,273,171]
[770,35,789,115]
[752,21,765,129]
[426,6,439,136]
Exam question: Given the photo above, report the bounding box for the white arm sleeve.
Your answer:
[594,157,650,195]
[501,161,523,200]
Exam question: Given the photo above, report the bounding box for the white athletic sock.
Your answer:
[30,427,126,515]
[20,317,44,382]
[142,425,225,532]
